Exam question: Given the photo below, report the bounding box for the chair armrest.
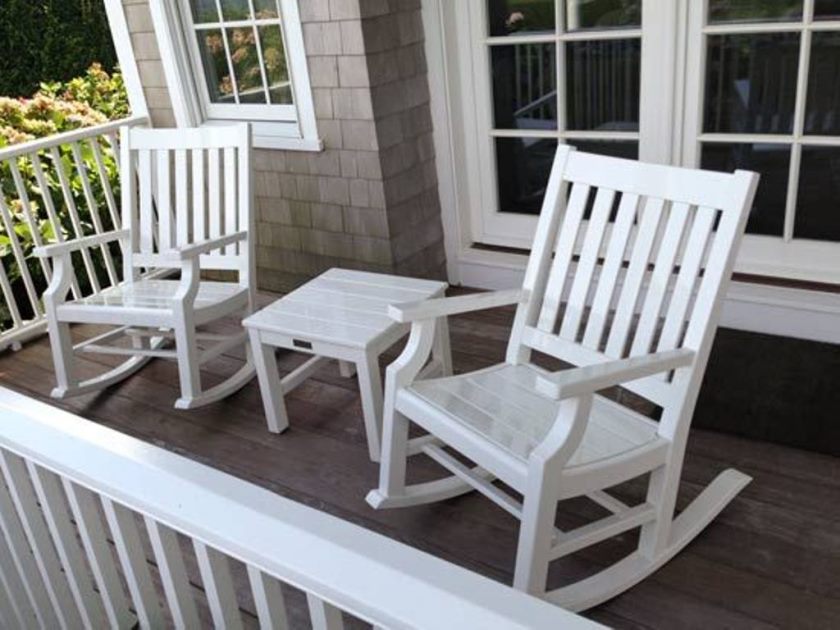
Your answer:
[388,289,525,323]
[534,348,696,400]
[34,229,129,259]
[170,231,248,261]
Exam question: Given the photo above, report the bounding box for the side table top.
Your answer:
[243,268,447,348]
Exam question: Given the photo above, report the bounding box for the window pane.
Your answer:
[219,0,251,21]
[565,0,641,31]
[566,39,640,131]
[704,34,799,134]
[701,143,790,236]
[259,25,292,104]
[196,29,236,103]
[495,137,558,214]
[795,147,840,241]
[227,27,266,103]
[189,0,220,23]
[805,33,840,135]
[492,44,557,130]
[487,0,556,37]
[253,0,279,19]
[570,139,638,159]
[815,0,840,19]
[708,0,803,24]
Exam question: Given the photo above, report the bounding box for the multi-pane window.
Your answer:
[181,0,297,122]
[690,0,840,244]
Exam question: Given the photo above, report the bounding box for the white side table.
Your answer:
[243,268,451,462]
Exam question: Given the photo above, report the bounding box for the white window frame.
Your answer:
[149,0,322,151]
[441,0,840,284]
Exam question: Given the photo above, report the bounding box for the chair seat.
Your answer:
[56,279,248,325]
[405,363,663,468]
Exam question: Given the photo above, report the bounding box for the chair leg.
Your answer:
[513,474,559,596]
[173,320,202,409]
[432,317,453,377]
[356,350,384,462]
[370,408,410,500]
[47,320,77,398]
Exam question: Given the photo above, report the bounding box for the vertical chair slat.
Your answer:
[157,149,173,252]
[175,148,190,246]
[581,192,639,350]
[63,480,134,629]
[192,149,206,242]
[0,452,64,629]
[26,462,106,628]
[70,142,119,286]
[89,138,122,231]
[604,196,666,358]
[559,186,616,340]
[106,131,121,170]
[194,541,244,630]
[49,145,101,294]
[224,146,237,255]
[138,148,154,254]
[0,519,39,629]
[102,498,165,628]
[0,193,42,318]
[209,148,221,243]
[8,160,52,281]
[247,565,290,630]
[30,154,82,299]
[536,182,591,333]
[307,593,345,630]
[145,518,201,629]
[631,203,692,356]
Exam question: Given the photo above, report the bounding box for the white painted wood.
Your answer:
[146,519,201,629]
[369,147,760,611]
[0,387,597,629]
[244,268,448,462]
[307,594,345,630]
[37,124,256,409]
[195,541,244,630]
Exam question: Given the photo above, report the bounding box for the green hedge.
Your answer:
[0,0,117,98]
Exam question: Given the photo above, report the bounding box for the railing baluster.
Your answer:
[0,519,39,629]
[70,141,119,286]
[89,138,121,230]
[307,593,345,630]
[8,160,52,281]
[0,451,67,629]
[49,145,101,294]
[0,257,23,329]
[247,565,290,630]
[0,193,42,318]
[145,518,201,629]
[101,498,165,628]
[62,480,135,629]
[26,462,107,628]
[194,541,244,630]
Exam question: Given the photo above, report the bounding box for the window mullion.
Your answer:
[213,0,241,104]
[556,0,567,138]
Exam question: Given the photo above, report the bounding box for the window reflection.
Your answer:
[487,0,556,37]
[492,44,558,130]
[565,0,641,30]
[795,147,840,241]
[496,137,558,214]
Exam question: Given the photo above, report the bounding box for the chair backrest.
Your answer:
[508,147,759,434]
[120,124,252,282]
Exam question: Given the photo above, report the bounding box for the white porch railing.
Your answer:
[0,387,599,629]
[0,115,148,353]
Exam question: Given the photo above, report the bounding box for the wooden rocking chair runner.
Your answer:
[367,147,760,611]
[34,124,256,409]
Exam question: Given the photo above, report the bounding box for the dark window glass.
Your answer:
[253,0,279,18]
[805,32,840,135]
[227,27,266,103]
[197,29,236,103]
[795,147,840,241]
[259,25,292,104]
[704,34,800,134]
[492,44,558,130]
[701,143,790,236]
[565,0,641,31]
[219,0,251,21]
[708,0,803,23]
[566,39,640,131]
[487,0,556,37]
[815,0,840,19]
[190,0,220,23]
[495,137,558,214]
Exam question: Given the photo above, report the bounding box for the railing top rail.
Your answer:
[0,387,598,630]
[0,114,148,161]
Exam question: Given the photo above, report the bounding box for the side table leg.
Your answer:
[357,349,384,463]
[248,330,290,433]
[433,316,453,377]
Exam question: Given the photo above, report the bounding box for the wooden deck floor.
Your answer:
[1,293,839,629]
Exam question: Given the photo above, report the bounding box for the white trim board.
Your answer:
[455,248,840,345]
[103,0,149,118]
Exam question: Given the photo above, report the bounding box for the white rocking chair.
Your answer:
[35,124,256,409]
[367,146,759,611]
